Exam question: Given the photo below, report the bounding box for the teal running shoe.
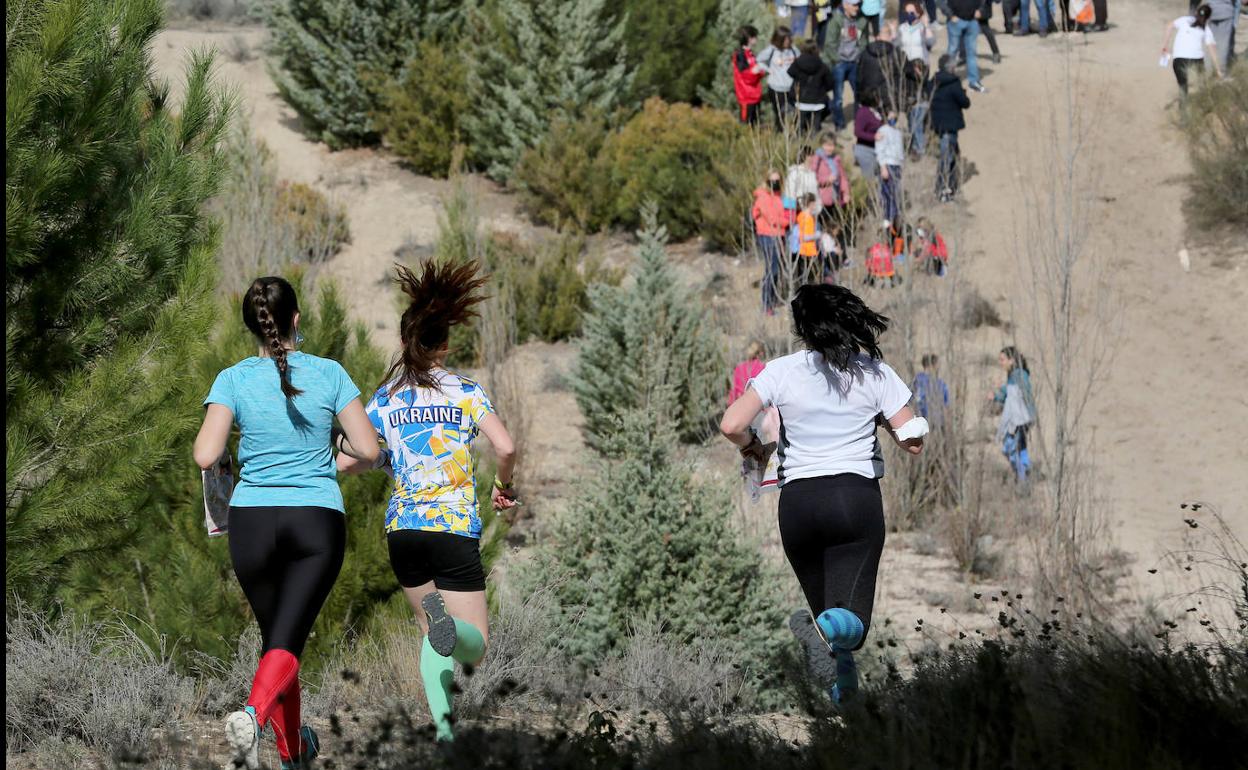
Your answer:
[281,724,320,769]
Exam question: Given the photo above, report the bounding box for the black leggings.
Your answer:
[778,474,885,650]
[1173,58,1203,96]
[229,505,346,656]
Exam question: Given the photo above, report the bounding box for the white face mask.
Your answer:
[916,229,927,239]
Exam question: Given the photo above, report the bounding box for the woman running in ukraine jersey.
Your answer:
[338,260,518,742]
[719,283,927,705]
[194,277,379,770]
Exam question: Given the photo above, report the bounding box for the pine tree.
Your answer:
[527,349,784,667]
[574,207,724,451]
[620,0,721,104]
[463,0,632,180]
[267,0,467,149]
[6,0,231,604]
[698,0,777,110]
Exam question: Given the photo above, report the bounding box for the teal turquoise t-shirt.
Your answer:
[205,352,361,511]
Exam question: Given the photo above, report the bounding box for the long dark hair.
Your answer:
[791,284,889,370]
[1000,345,1030,374]
[382,260,488,392]
[243,277,302,398]
[1193,4,1212,28]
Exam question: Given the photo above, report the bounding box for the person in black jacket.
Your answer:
[929,54,970,202]
[858,22,908,112]
[788,40,837,134]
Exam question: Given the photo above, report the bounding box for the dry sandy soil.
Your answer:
[151,0,1246,647]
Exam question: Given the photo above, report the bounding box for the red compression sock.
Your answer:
[270,676,303,761]
[247,649,299,728]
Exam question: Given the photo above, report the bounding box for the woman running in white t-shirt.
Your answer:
[719,283,926,704]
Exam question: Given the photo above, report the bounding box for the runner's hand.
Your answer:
[492,484,518,511]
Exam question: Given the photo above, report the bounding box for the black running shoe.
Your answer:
[788,610,837,690]
[422,592,458,657]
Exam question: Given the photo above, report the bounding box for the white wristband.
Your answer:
[894,416,930,442]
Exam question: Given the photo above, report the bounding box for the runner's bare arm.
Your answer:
[334,398,380,472]
[721,388,765,448]
[883,405,925,455]
[478,413,518,509]
[193,403,234,469]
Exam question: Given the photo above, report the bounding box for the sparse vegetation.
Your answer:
[1179,63,1248,229]
[214,124,348,294]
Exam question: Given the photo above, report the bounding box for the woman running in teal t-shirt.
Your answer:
[194,277,378,769]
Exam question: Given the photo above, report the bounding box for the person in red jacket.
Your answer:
[733,25,767,125]
[752,170,789,314]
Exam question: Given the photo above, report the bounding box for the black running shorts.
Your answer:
[386,529,486,592]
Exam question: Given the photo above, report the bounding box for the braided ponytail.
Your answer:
[243,277,303,399]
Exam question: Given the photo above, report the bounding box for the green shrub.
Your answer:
[1180,64,1248,228]
[513,111,614,232]
[274,181,351,261]
[604,99,741,240]
[267,0,465,148]
[574,208,724,450]
[621,0,721,104]
[375,39,470,177]
[492,233,612,343]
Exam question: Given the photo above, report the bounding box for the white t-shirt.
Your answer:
[749,350,911,484]
[1172,17,1215,60]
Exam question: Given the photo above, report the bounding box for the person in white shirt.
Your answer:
[875,111,906,230]
[898,0,937,66]
[758,26,799,129]
[720,283,925,705]
[785,145,822,217]
[1161,5,1225,96]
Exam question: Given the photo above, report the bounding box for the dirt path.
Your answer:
[929,4,1248,589]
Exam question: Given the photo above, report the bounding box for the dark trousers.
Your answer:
[740,101,760,126]
[979,19,1000,55]
[1092,0,1106,25]
[1173,57,1203,96]
[937,131,961,195]
[799,107,826,134]
[770,88,796,129]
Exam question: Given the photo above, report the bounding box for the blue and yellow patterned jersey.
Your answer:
[365,370,494,538]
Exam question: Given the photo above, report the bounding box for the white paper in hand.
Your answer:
[742,408,781,501]
[202,454,234,537]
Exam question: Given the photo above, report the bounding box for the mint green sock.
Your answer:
[451,618,485,663]
[419,619,486,741]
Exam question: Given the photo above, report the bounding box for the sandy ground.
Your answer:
[151,1,1246,641]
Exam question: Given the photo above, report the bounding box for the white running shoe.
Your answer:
[225,708,261,770]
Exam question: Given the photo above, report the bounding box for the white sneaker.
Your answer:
[225,709,261,770]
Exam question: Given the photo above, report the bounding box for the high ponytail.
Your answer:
[791,284,890,370]
[382,260,488,392]
[243,277,302,398]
